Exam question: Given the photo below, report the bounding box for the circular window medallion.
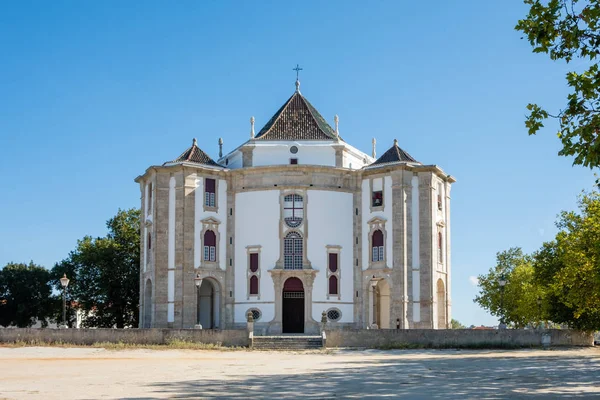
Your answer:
[290,145,299,154]
[248,308,261,321]
[326,308,341,322]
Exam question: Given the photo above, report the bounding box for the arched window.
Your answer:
[283,194,304,227]
[372,230,384,262]
[328,275,338,295]
[284,232,303,269]
[438,232,443,261]
[249,275,259,295]
[204,230,216,261]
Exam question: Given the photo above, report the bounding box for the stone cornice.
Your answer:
[135,161,456,188]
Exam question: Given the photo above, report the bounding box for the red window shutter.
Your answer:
[205,178,216,193]
[328,253,338,273]
[372,230,384,247]
[329,275,338,295]
[204,230,216,246]
[250,275,258,295]
[250,253,259,272]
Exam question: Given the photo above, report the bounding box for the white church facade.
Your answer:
[135,79,455,333]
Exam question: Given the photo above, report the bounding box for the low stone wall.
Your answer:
[0,328,248,347]
[324,329,594,348]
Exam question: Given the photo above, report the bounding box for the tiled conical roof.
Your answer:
[371,139,419,165]
[254,88,337,141]
[167,139,222,167]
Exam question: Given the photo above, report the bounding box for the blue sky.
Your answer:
[0,1,596,327]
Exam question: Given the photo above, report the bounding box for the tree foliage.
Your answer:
[450,319,466,329]
[475,191,600,330]
[516,0,600,168]
[533,191,600,330]
[475,248,545,328]
[51,208,140,328]
[0,262,55,327]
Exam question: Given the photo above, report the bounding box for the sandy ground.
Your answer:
[0,346,599,399]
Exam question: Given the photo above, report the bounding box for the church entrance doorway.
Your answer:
[282,277,304,334]
[197,278,220,329]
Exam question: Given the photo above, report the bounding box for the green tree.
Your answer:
[450,319,466,329]
[516,0,600,168]
[533,191,600,330]
[474,248,545,328]
[0,262,55,327]
[51,208,140,328]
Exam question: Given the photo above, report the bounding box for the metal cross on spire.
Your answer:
[293,64,303,80]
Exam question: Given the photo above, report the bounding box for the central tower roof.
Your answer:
[254,88,337,141]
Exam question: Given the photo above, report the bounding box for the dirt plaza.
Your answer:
[1,346,599,399]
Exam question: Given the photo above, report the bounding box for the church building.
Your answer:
[135,77,455,333]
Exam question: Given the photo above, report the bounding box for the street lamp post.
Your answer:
[60,274,70,329]
[498,274,507,329]
[194,275,203,329]
[537,296,542,330]
[370,278,378,329]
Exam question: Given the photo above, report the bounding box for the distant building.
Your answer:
[135,77,455,333]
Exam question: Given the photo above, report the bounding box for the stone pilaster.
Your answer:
[240,144,254,167]
[333,144,344,168]
[153,172,171,328]
[391,170,409,328]
[173,172,185,327]
[138,181,145,328]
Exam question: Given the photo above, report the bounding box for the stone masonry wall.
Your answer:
[0,328,248,347]
[324,329,594,348]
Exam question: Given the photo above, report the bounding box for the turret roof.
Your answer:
[167,139,223,167]
[371,139,420,166]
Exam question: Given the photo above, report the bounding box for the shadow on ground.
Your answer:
[130,349,600,399]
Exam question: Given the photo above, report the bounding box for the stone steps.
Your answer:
[252,335,323,350]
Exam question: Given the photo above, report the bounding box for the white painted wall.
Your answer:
[312,303,354,323]
[361,176,393,270]
[224,151,243,169]
[252,141,335,167]
[307,190,354,323]
[234,190,280,323]
[234,302,275,325]
[343,150,368,170]
[193,177,228,270]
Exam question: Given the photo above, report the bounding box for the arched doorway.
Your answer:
[437,279,446,329]
[143,279,152,328]
[197,279,220,329]
[371,279,390,329]
[282,277,304,333]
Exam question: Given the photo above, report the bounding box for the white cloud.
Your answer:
[469,276,479,286]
